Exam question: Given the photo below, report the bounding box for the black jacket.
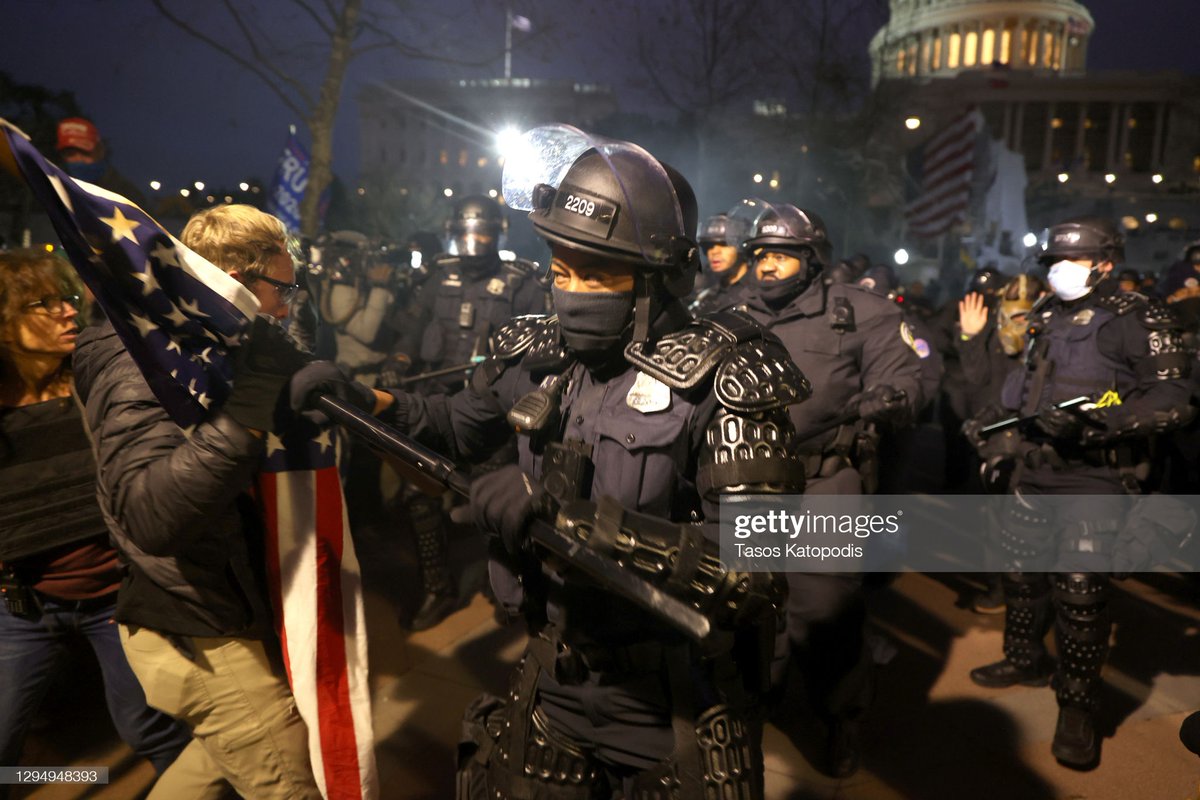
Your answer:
[72,322,272,638]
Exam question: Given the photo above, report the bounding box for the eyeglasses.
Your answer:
[22,294,81,317]
[252,274,300,304]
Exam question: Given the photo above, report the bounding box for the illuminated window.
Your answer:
[965,31,978,66]
[439,149,449,165]
[948,32,961,68]
[1000,28,1012,64]
[897,47,905,73]
[981,28,995,64]
[477,156,489,168]
[932,34,942,69]
[1042,31,1054,66]
[1027,27,1039,66]
[1051,117,1063,129]
[921,36,931,73]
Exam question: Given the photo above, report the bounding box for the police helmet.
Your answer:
[528,148,697,288]
[1038,216,1125,266]
[968,266,1005,297]
[743,204,832,269]
[445,195,506,261]
[698,213,731,248]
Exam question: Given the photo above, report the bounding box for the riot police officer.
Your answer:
[964,216,1194,768]
[392,195,548,630]
[356,126,807,797]
[737,202,924,776]
[689,209,753,314]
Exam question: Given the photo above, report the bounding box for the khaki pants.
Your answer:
[120,625,321,800]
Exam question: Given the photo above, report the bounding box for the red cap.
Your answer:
[56,117,100,153]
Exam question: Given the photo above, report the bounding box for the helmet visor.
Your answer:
[502,124,687,265]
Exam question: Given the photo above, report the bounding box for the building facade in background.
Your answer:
[871,0,1200,275]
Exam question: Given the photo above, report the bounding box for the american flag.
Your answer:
[0,120,377,800]
[904,108,985,240]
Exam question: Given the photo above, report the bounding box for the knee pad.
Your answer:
[627,704,762,800]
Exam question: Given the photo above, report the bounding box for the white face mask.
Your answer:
[1047,259,1094,301]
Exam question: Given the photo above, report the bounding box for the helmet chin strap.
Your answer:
[632,271,655,344]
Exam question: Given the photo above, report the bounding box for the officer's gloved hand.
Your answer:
[1081,406,1196,445]
[378,352,412,388]
[224,316,312,432]
[855,385,911,427]
[1033,405,1086,440]
[470,464,544,557]
[962,404,1010,451]
[288,361,377,425]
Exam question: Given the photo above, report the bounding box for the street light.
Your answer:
[239,182,250,191]
[904,116,921,131]
[149,180,161,191]
[443,188,454,197]
[752,173,763,184]
[1146,213,1158,223]
[1152,173,1164,184]
[1057,173,1070,183]
[1023,232,1038,248]
[179,188,190,197]
[194,181,205,191]
[1104,173,1116,184]
[894,248,910,266]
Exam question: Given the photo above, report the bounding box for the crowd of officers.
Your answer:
[4,122,1200,798]
[286,145,1200,794]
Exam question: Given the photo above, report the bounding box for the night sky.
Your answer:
[1,0,1197,195]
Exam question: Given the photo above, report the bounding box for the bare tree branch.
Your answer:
[149,0,309,118]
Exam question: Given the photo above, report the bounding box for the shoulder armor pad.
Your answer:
[714,339,812,413]
[1137,298,1184,330]
[1097,291,1146,316]
[520,316,571,372]
[490,315,551,360]
[624,309,765,390]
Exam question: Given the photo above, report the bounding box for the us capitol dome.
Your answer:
[869,0,1095,84]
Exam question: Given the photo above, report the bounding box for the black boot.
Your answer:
[1050,572,1110,769]
[1052,706,1099,768]
[969,657,1051,688]
[971,572,1053,687]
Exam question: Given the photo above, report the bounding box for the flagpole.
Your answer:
[504,6,513,80]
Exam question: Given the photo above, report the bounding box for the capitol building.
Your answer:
[869,0,1200,270]
[870,0,1093,83]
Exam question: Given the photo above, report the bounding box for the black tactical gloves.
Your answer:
[962,404,1010,451]
[470,464,544,557]
[855,385,911,427]
[224,316,311,432]
[288,361,377,425]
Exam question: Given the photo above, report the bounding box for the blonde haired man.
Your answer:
[73,204,323,799]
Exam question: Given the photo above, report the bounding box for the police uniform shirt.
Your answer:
[743,280,924,448]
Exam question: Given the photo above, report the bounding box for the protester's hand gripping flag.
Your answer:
[0,120,377,800]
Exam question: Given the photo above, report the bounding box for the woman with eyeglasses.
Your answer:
[0,249,192,788]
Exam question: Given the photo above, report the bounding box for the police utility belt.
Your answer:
[529,626,669,685]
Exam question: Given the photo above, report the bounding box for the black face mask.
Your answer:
[757,269,813,309]
[552,286,634,358]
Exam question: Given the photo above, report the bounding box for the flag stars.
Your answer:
[131,263,160,296]
[101,206,141,244]
[165,337,183,355]
[266,432,286,457]
[179,297,210,319]
[150,241,181,268]
[164,306,190,327]
[313,430,333,454]
[128,312,158,337]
